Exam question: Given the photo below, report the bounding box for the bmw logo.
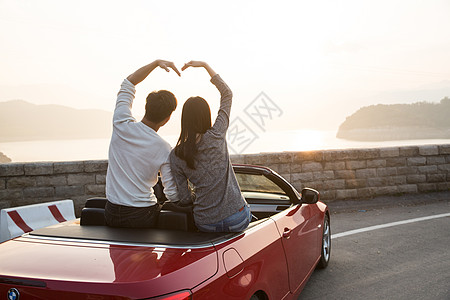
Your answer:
[7,288,19,300]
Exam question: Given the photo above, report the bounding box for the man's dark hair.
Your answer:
[144,90,177,123]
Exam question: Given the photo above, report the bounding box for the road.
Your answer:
[299,192,450,300]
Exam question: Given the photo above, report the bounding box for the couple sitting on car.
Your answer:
[104,59,251,233]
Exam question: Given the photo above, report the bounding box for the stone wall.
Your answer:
[1,145,449,216]
[0,160,107,215]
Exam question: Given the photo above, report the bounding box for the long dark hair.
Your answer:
[175,97,211,169]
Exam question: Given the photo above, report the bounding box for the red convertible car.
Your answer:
[0,164,330,300]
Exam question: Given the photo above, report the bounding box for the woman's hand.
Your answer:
[157,59,181,76]
[182,61,217,78]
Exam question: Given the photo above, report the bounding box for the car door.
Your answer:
[270,202,320,294]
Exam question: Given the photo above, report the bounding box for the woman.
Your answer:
[169,61,251,233]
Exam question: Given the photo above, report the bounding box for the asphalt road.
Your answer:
[298,192,450,300]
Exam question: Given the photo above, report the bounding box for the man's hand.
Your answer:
[157,59,181,77]
[182,60,217,78]
[127,59,180,86]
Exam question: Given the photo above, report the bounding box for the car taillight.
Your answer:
[147,290,192,300]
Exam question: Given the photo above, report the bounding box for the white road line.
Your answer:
[331,212,450,239]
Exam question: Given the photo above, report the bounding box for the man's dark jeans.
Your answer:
[105,201,161,228]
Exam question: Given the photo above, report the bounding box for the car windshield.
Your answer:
[235,173,286,195]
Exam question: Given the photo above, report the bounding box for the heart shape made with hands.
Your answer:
[156,60,216,78]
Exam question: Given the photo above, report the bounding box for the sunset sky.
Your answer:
[1,0,450,135]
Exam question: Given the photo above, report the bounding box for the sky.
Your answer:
[1,0,450,136]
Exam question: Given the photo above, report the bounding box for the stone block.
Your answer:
[96,174,107,184]
[292,151,323,162]
[417,183,437,192]
[367,159,386,168]
[398,184,418,194]
[427,174,446,183]
[259,153,293,164]
[244,154,263,165]
[0,163,25,177]
[397,166,418,175]
[357,187,374,198]
[313,171,334,180]
[0,189,22,201]
[368,177,388,187]
[324,179,346,189]
[335,170,356,179]
[291,182,302,191]
[355,169,377,179]
[389,175,407,185]
[322,151,340,162]
[386,157,406,167]
[23,187,54,199]
[438,164,450,172]
[373,186,398,196]
[302,181,324,190]
[426,157,446,165]
[55,186,85,198]
[290,163,302,173]
[346,160,367,170]
[291,172,314,183]
[324,161,345,170]
[418,145,439,156]
[230,155,245,164]
[7,177,36,189]
[302,162,323,172]
[407,157,426,166]
[0,178,5,190]
[345,179,366,189]
[277,163,290,174]
[336,189,357,200]
[24,163,53,175]
[54,161,84,174]
[84,160,108,173]
[319,190,335,201]
[377,167,397,177]
[379,147,400,158]
[323,149,362,161]
[86,184,106,195]
[446,155,450,163]
[438,145,450,155]
[399,146,419,156]
[437,182,450,191]
[67,174,95,186]
[0,200,12,210]
[36,175,67,187]
[418,165,438,174]
[406,174,426,184]
[358,149,380,159]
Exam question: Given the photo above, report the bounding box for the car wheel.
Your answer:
[249,291,267,300]
[317,214,331,269]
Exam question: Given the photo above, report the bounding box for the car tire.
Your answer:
[317,214,331,269]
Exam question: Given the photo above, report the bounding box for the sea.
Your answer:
[1,129,450,163]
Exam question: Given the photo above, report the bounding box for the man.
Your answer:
[105,59,180,228]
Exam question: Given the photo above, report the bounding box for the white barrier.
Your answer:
[0,199,75,243]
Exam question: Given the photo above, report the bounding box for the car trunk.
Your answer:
[0,220,222,299]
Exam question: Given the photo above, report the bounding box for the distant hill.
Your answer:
[337,97,450,141]
[0,100,113,142]
[0,152,11,163]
